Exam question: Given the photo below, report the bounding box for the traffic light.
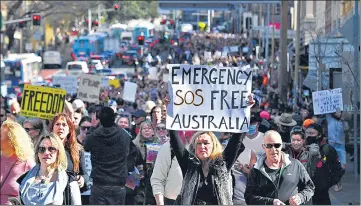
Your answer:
[32,14,41,26]
[138,36,144,46]
[19,20,26,28]
[160,19,166,25]
[92,21,99,27]
[114,4,119,10]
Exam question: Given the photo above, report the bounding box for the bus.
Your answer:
[133,23,155,40]
[110,23,128,39]
[3,53,42,94]
[72,36,101,59]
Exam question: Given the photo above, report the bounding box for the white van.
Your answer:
[43,51,62,69]
[65,61,89,74]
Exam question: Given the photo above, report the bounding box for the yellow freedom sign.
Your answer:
[20,84,67,120]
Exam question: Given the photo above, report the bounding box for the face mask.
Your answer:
[248,125,257,135]
[306,135,320,145]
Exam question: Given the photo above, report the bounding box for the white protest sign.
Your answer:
[230,46,239,53]
[101,78,109,88]
[149,67,158,80]
[204,51,212,59]
[122,81,138,102]
[312,88,343,115]
[163,73,169,83]
[214,51,222,58]
[52,76,78,94]
[77,74,102,104]
[167,64,253,132]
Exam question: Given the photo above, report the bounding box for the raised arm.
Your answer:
[223,132,245,171]
[169,130,189,176]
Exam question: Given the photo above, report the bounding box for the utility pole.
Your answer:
[265,4,270,70]
[98,4,101,29]
[353,0,359,181]
[258,4,262,55]
[270,4,275,85]
[88,9,91,34]
[278,1,289,102]
[293,0,300,109]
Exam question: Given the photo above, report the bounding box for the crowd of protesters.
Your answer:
[0,30,351,205]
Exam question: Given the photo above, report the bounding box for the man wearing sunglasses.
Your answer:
[245,130,315,205]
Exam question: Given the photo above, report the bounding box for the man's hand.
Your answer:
[273,199,286,205]
[308,143,320,156]
[289,194,302,205]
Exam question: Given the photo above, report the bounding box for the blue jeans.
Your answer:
[89,185,126,205]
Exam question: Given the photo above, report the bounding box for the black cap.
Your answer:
[307,123,323,135]
[132,109,146,118]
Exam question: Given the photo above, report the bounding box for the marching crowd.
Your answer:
[0,32,350,205]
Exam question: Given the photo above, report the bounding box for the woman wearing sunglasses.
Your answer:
[23,118,48,147]
[17,133,68,205]
[0,120,35,205]
[77,116,92,145]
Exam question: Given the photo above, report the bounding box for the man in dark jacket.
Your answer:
[305,123,343,205]
[245,130,315,205]
[84,107,130,205]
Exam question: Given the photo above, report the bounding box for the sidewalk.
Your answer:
[329,156,360,205]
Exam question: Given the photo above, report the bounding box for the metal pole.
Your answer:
[353,0,359,181]
[208,10,211,33]
[317,41,321,91]
[258,4,262,55]
[98,4,101,29]
[197,9,200,31]
[293,0,300,109]
[265,4,270,69]
[88,9,91,34]
[270,4,275,85]
[279,1,288,102]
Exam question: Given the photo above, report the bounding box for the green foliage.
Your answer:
[112,1,158,21]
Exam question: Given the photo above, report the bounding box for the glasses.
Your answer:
[24,128,36,132]
[81,126,91,131]
[38,146,58,154]
[264,143,282,149]
[157,127,166,131]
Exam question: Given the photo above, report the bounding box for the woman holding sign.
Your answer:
[131,120,160,205]
[169,94,255,205]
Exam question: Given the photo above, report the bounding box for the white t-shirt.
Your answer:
[243,132,265,156]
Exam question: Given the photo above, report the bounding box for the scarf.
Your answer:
[19,164,68,205]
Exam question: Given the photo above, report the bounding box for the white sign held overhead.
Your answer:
[149,67,158,80]
[312,88,343,115]
[52,76,78,94]
[167,64,253,133]
[77,74,102,104]
[122,81,138,103]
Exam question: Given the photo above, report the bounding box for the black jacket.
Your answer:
[170,130,245,205]
[312,139,343,192]
[245,153,315,205]
[84,124,130,186]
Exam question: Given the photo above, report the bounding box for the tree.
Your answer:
[111,1,158,22]
[3,1,100,52]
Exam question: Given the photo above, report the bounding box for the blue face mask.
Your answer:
[247,125,258,135]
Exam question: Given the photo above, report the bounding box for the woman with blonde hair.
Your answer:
[168,94,255,205]
[0,119,35,205]
[16,133,68,205]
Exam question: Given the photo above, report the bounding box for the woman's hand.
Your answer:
[247,93,256,107]
[77,175,84,188]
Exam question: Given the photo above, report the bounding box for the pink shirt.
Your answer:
[0,155,35,205]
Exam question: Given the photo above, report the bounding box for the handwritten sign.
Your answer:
[20,85,66,120]
[52,76,78,94]
[122,81,138,103]
[167,64,252,132]
[312,88,343,115]
[78,74,102,104]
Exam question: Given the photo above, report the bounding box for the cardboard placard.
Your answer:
[312,88,343,115]
[122,81,138,103]
[20,84,66,119]
[78,74,102,104]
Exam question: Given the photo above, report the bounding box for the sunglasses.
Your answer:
[38,146,58,154]
[264,143,282,149]
[81,126,91,131]
[24,128,36,132]
[157,127,166,131]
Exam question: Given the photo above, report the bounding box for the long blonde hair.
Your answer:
[35,133,67,170]
[188,131,223,161]
[1,119,35,162]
